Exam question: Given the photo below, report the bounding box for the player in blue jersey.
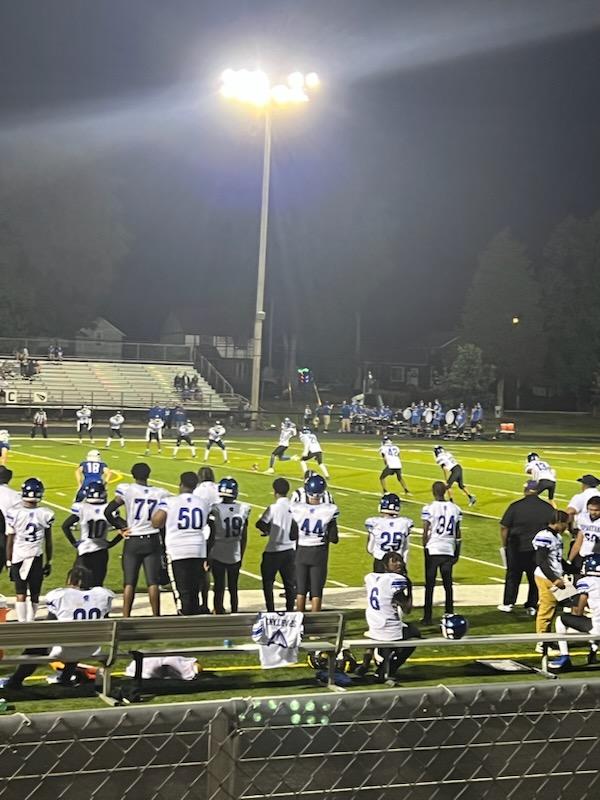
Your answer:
[74,449,111,503]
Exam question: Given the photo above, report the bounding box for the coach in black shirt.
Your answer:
[497,480,554,615]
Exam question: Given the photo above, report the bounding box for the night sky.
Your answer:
[1,0,599,363]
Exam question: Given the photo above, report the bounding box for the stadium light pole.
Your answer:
[220,69,320,425]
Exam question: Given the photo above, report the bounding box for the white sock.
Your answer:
[120,439,125,447]
[173,447,178,456]
[27,602,38,622]
[106,440,110,447]
[191,448,196,457]
[222,450,228,462]
[555,618,570,655]
[321,464,330,478]
[204,450,209,461]
[16,601,27,622]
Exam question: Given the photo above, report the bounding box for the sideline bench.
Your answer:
[118,612,345,689]
[0,619,118,699]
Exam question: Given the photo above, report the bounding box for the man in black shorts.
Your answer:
[290,474,338,612]
[105,463,169,616]
[433,446,476,506]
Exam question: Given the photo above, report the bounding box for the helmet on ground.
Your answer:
[379,493,401,515]
[583,554,600,577]
[308,649,357,673]
[218,476,238,500]
[527,452,540,462]
[87,449,101,461]
[305,474,326,498]
[84,481,107,503]
[22,477,44,500]
[441,613,468,640]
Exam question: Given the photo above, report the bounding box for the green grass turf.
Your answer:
[0,433,595,595]
[2,605,598,715]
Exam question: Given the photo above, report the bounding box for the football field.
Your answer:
[0,434,595,598]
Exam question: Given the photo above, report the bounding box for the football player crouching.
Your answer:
[550,554,600,671]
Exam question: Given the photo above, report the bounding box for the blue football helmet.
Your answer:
[305,474,326,498]
[433,446,444,456]
[441,614,468,640]
[218,476,238,500]
[527,452,540,463]
[22,477,44,500]
[84,481,107,503]
[583,554,600,577]
[379,493,401,514]
[302,426,311,434]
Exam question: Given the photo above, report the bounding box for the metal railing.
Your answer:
[0,336,194,363]
[0,680,599,799]
[1,386,228,411]
[195,352,235,396]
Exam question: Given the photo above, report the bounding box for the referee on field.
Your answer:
[255,478,298,611]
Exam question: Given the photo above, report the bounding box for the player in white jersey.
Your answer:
[421,481,462,624]
[266,418,297,474]
[525,452,557,503]
[378,437,410,494]
[209,477,250,613]
[173,420,196,459]
[152,471,212,615]
[299,427,329,479]
[62,481,123,587]
[256,477,299,611]
[204,421,228,463]
[552,554,600,671]
[193,466,221,612]
[1,564,114,689]
[290,474,338,612]
[106,411,125,448]
[0,466,20,575]
[145,416,164,455]
[76,405,94,443]
[361,552,421,682]
[532,510,570,638]
[566,474,600,520]
[568,494,600,574]
[366,493,413,572]
[5,477,54,622]
[31,408,48,439]
[0,429,10,466]
[433,446,476,506]
[105,462,170,616]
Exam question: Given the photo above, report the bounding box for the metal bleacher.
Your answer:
[6,360,229,411]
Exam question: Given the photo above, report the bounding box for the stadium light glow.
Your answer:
[219,66,320,424]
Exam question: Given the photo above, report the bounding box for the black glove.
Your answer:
[43,562,52,577]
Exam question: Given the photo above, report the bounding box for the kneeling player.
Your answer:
[299,427,329,479]
[360,552,421,682]
[551,554,600,670]
[75,449,110,503]
[365,494,413,572]
[1,565,114,689]
[145,415,164,455]
[62,481,123,587]
[5,478,54,622]
[291,474,338,612]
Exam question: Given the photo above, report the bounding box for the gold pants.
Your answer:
[534,575,557,634]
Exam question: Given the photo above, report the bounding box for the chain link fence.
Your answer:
[1,681,599,799]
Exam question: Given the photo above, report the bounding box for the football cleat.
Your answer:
[22,477,44,500]
[548,655,571,671]
[218,476,238,500]
[305,474,326,498]
[379,493,401,515]
[440,613,468,639]
[84,481,107,503]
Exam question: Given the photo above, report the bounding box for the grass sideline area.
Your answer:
[0,432,598,713]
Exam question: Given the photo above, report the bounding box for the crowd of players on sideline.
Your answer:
[0,415,598,688]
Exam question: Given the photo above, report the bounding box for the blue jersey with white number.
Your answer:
[80,460,107,485]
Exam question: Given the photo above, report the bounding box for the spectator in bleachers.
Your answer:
[48,344,56,361]
[56,345,63,362]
